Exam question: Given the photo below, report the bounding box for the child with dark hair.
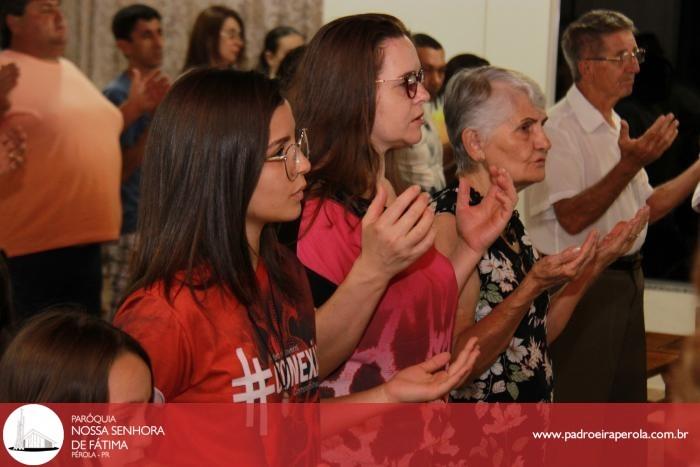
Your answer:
[0,309,153,403]
[258,26,304,78]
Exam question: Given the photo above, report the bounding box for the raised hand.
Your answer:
[455,166,517,254]
[381,337,480,402]
[357,184,436,280]
[0,125,26,174]
[143,70,170,112]
[128,69,171,115]
[619,115,679,170]
[526,230,598,292]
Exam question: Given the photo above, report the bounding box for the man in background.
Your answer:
[102,3,169,316]
[0,0,123,320]
[524,9,700,401]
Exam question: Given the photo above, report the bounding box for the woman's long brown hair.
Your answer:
[288,13,409,211]
[124,69,299,309]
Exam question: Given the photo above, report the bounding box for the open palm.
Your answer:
[382,338,480,402]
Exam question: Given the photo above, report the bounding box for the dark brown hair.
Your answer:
[125,68,298,309]
[288,13,409,208]
[258,25,303,76]
[0,0,28,49]
[0,309,152,402]
[182,5,245,71]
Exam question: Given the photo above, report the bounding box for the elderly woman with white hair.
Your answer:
[433,66,649,402]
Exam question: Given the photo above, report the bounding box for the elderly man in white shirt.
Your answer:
[524,9,700,402]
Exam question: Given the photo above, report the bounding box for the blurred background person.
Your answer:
[0,0,123,320]
[257,25,304,79]
[102,3,170,317]
[439,53,490,99]
[276,44,305,96]
[182,5,245,72]
[438,53,490,185]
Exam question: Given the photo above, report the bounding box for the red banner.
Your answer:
[1,403,698,466]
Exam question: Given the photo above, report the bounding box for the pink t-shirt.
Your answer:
[0,50,122,256]
[298,197,458,397]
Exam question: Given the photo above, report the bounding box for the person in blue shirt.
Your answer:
[102,4,170,316]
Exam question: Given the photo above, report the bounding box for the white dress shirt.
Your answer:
[523,85,653,255]
[692,181,700,212]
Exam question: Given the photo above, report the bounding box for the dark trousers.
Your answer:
[7,243,102,323]
[551,266,647,402]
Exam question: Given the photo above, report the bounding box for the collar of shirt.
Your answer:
[566,84,621,135]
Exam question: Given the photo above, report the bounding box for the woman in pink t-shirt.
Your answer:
[288,14,517,396]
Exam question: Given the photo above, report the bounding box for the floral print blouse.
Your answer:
[434,184,553,402]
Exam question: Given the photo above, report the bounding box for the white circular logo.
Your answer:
[3,404,64,465]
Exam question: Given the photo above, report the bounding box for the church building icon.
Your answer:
[10,409,58,452]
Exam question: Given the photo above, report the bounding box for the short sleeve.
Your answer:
[634,168,654,203]
[527,125,586,217]
[693,181,700,212]
[114,294,193,401]
[103,87,128,107]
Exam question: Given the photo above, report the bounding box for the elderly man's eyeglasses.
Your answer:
[265,128,309,181]
[375,69,425,98]
[583,48,646,66]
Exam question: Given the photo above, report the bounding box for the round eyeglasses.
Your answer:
[264,128,309,181]
[375,69,425,99]
[583,48,646,66]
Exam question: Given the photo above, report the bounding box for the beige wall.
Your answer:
[323,0,560,105]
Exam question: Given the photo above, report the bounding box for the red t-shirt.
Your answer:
[114,256,319,403]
